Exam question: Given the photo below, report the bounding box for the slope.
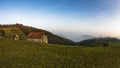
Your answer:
[0,24,74,44]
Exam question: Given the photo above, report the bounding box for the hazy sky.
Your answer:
[0,0,120,41]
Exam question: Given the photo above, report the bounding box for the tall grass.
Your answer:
[0,39,120,68]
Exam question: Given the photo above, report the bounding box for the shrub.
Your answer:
[103,42,109,47]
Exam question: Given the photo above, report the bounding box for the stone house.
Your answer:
[27,32,48,44]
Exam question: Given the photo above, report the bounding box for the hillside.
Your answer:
[0,39,120,68]
[78,37,120,47]
[0,27,26,39]
[0,24,74,44]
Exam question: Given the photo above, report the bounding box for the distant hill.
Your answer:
[71,35,94,42]
[78,37,120,46]
[0,24,74,45]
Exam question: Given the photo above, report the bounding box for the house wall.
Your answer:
[27,34,48,43]
[14,35,19,40]
[27,38,43,42]
[42,34,48,44]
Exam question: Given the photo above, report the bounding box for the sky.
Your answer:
[0,0,120,41]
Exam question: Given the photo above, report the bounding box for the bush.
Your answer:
[103,42,109,47]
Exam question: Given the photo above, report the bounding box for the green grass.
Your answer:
[0,39,120,68]
[0,28,25,35]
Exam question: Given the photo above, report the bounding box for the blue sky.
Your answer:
[0,0,120,41]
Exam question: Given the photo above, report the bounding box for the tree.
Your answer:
[103,42,109,47]
[103,40,109,47]
[0,30,5,36]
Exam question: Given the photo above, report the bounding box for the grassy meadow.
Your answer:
[0,39,120,68]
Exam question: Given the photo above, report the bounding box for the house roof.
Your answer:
[27,32,45,39]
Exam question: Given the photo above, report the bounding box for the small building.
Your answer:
[27,32,48,44]
[14,34,19,40]
[8,34,19,40]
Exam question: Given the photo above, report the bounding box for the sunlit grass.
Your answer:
[0,39,120,68]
